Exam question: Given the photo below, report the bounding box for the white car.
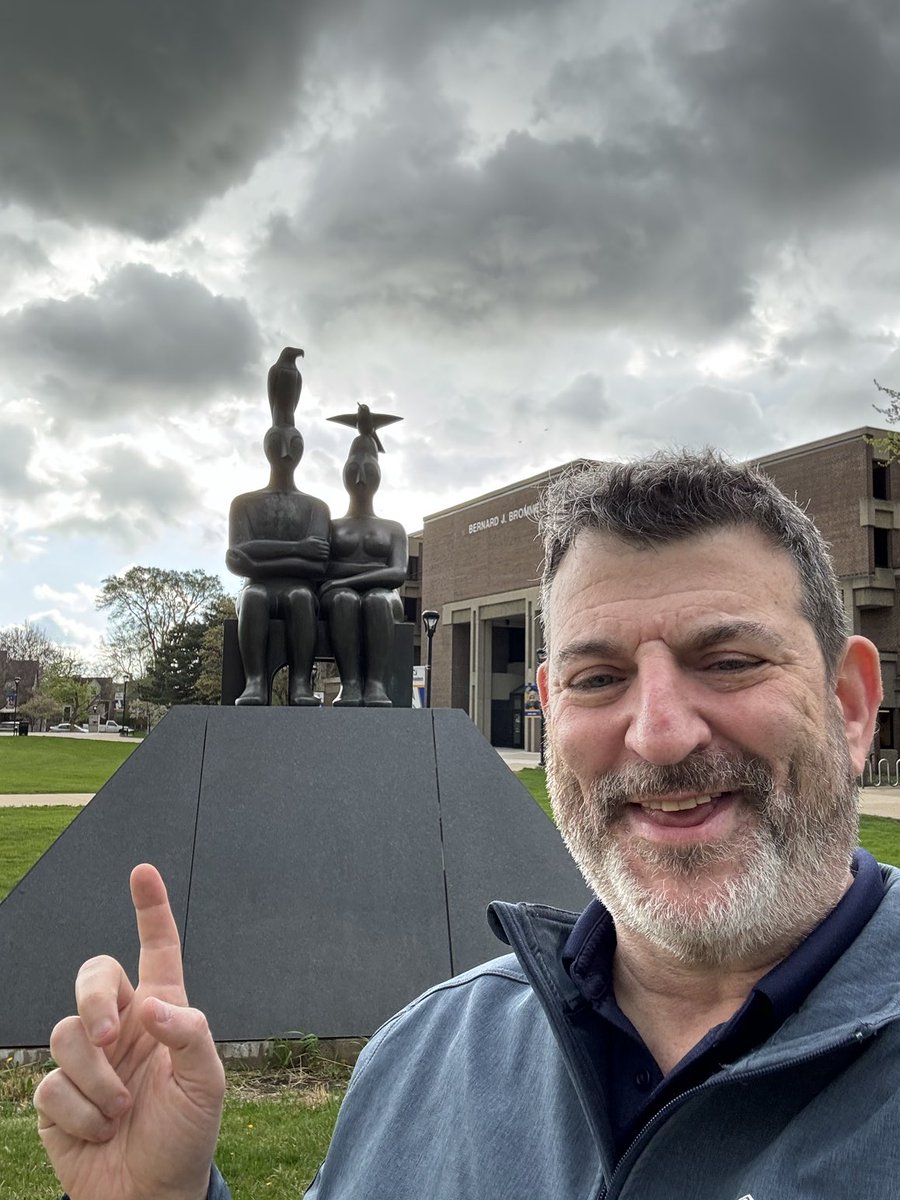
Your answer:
[48,722,85,732]
[99,720,134,734]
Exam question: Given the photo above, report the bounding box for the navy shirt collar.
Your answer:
[562,849,886,1158]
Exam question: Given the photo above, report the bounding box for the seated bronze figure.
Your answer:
[321,412,408,706]
[226,348,330,706]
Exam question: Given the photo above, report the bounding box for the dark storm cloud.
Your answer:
[0,0,356,239]
[553,373,614,423]
[664,0,900,214]
[0,264,262,420]
[253,0,900,346]
[255,100,755,340]
[775,309,897,362]
[322,0,550,72]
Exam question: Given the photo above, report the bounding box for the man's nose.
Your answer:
[623,664,712,765]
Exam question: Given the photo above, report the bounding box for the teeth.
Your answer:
[639,793,721,812]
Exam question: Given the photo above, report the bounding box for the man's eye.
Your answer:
[709,657,763,672]
[570,673,623,690]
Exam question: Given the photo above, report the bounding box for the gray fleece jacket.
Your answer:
[211,864,900,1200]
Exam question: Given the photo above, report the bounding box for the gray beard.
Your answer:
[546,727,859,966]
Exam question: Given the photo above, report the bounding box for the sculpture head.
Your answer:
[343,435,382,498]
[264,425,304,470]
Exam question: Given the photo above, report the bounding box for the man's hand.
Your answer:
[33,864,226,1200]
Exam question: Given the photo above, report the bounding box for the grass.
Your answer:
[0,1058,346,1200]
[0,738,137,794]
[519,767,552,820]
[0,806,81,901]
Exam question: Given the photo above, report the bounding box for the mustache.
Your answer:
[586,749,776,814]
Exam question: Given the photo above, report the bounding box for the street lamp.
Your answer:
[122,676,130,733]
[422,610,440,709]
[13,677,20,733]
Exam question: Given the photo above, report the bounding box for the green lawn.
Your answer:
[0,737,138,794]
[0,1061,344,1200]
[0,806,81,900]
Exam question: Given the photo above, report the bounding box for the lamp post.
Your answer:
[422,610,440,709]
[536,650,546,767]
[122,676,130,733]
[13,676,20,734]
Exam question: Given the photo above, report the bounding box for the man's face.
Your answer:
[538,526,873,967]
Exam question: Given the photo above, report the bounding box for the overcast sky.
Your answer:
[2,0,899,665]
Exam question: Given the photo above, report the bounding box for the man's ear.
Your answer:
[537,659,550,711]
[835,636,883,774]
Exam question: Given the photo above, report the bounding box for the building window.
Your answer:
[874,527,892,568]
[873,461,890,501]
[407,555,420,581]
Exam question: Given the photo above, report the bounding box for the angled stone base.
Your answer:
[0,707,588,1045]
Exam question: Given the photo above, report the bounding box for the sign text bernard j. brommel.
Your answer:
[467,503,538,535]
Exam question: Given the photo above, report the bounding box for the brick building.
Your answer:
[420,426,900,753]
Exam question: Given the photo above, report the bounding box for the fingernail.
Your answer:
[92,1018,114,1042]
[109,1093,129,1115]
[152,999,174,1023]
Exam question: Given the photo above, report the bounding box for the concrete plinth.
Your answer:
[0,707,588,1046]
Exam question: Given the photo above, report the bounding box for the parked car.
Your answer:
[99,720,134,734]
[0,720,17,731]
[47,722,86,732]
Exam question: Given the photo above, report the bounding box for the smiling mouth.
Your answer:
[635,791,726,813]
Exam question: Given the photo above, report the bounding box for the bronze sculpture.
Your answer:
[321,413,408,706]
[226,348,330,705]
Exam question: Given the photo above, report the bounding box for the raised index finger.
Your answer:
[130,863,187,1004]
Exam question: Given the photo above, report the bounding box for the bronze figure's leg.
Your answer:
[361,590,398,707]
[235,584,271,705]
[324,588,364,706]
[284,585,320,706]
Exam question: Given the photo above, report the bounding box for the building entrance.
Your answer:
[488,617,525,747]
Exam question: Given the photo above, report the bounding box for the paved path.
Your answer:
[0,793,93,807]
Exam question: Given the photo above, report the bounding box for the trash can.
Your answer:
[17,721,28,736]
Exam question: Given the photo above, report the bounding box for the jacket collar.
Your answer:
[488,864,900,1066]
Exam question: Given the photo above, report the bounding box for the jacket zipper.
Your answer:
[594,1025,872,1200]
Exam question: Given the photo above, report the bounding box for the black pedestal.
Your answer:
[0,707,588,1046]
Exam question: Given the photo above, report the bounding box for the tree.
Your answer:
[96,567,225,675]
[141,623,207,707]
[870,379,900,461]
[42,660,99,728]
[142,594,237,708]
[0,621,69,694]
[18,690,63,729]
[195,595,237,704]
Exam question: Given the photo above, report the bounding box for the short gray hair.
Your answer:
[538,449,848,677]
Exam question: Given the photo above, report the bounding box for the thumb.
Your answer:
[141,997,226,1099]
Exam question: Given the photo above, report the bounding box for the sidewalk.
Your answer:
[0,793,93,807]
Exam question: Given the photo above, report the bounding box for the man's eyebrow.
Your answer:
[552,621,788,665]
[681,620,788,653]
[554,638,625,665]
